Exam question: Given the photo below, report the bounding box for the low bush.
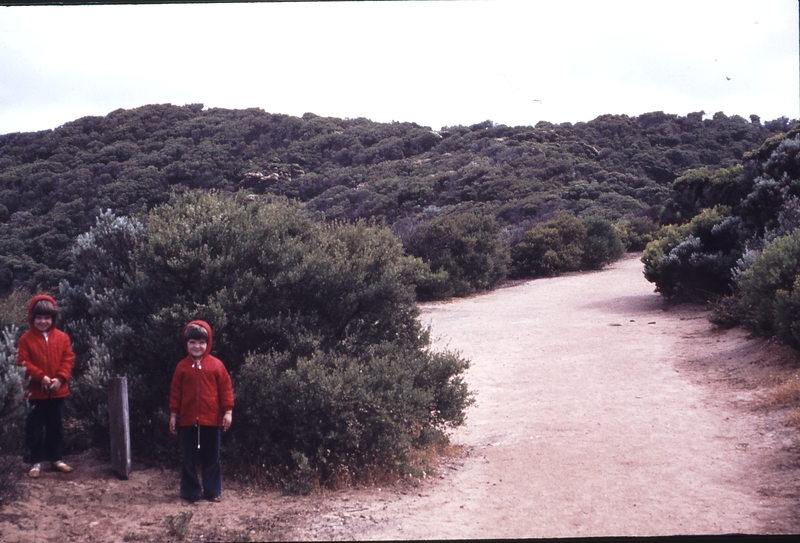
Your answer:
[59,191,473,488]
[0,326,26,456]
[0,326,26,507]
[510,213,624,278]
[737,230,800,347]
[642,206,741,298]
[402,213,510,299]
[510,213,586,278]
[661,165,745,224]
[708,295,742,329]
[615,217,659,252]
[0,289,32,331]
[231,341,471,489]
[580,217,625,270]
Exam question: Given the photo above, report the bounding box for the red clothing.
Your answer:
[17,295,75,400]
[169,320,234,427]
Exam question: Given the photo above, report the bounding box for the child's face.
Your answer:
[187,339,207,359]
[33,314,52,333]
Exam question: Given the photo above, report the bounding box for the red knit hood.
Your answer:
[182,320,213,358]
[170,320,233,426]
[27,294,58,329]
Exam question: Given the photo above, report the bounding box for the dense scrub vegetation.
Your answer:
[642,122,800,351]
[0,104,792,298]
[0,326,26,504]
[400,213,509,299]
[510,212,625,278]
[55,191,471,487]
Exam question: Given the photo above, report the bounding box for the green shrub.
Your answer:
[403,213,510,299]
[0,289,34,331]
[615,217,659,252]
[641,206,740,298]
[231,341,470,488]
[641,223,692,282]
[643,130,800,302]
[510,213,586,278]
[580,217,625,270]
[0,326,26,456]
[59,191,473,487]
[737,230,800,345]
[661,165,745,224]
[774,282,800,348]
[0,325,27,507]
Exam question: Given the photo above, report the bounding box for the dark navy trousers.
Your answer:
[179,425,222,500]
[24,398,65,465]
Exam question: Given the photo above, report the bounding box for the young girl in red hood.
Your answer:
[169,320,234,503]
[17,294,76,478]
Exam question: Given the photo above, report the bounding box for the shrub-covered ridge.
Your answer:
[0,104,792,296]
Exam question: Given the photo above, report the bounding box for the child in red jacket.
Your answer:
[17,295,76,478]
[169,320,234,503]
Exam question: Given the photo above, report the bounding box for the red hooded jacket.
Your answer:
[169,320,234,427]
[17,294,75,400]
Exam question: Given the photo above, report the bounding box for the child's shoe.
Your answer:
[28,463,42,478]
[52,460,73,473]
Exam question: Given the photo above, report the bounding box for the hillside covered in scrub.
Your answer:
[0,103,793,299]
[1,103,799,490]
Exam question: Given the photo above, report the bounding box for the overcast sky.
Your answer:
[0,0,797,135]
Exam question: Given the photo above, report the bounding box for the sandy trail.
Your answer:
[351,254,798,539]
[2,254,798,542]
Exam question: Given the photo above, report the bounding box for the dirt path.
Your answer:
[341,253,800,539]
[2,254,799,541]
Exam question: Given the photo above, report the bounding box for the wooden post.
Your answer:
[108,376,132,479]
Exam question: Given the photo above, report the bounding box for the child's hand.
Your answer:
[169,414,178,435]
[48,378,61,393]
[222,411,232,432]
[41,376,51,393]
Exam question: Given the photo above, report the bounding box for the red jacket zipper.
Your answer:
[195,359,201,448]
